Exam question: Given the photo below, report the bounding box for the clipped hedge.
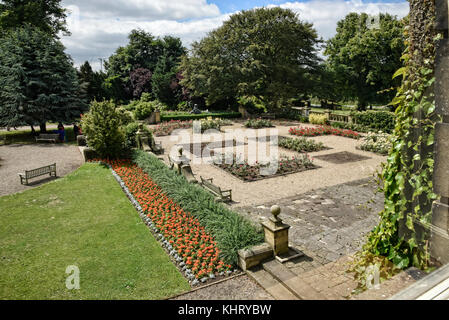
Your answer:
[132,150,264,266]
[161,112,241,122]
[350,111,395,133]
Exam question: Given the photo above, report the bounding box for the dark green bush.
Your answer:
[77,135,87,146]
[116,107,134,125]
[81,100,125,158]
[350,111,395,133]
[82,147,99,161]
[331,121,371,133]
[132,150,264,265]
[134,102,155,120]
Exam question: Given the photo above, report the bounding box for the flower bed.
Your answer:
[214,154,316,181]
[359,132,392,155]
[279,136,327,153]
[244,118,274,129]
[289,126,360,139]
[152,120,192,136]
[102,159,232,281]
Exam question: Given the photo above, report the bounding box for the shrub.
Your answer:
[132,150,264,265]
[116,107,134,126]
[197,118,233,132]
[244,119,274,129]
[82,147,99,161]
[309,113,329,125]
[133,101,155,120]
[331,121,370,133]
[350,111,395,133]
[177,101,190,112]
[359,132,392,155]
[279,137,326,153]
[81,100,126,158]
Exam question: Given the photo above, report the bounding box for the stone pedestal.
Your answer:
[169,147,191,175]
[261,205,290,256]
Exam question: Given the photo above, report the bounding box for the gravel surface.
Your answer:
[0,144,84,196]
[170,274,274,300]
[155,122,386,207]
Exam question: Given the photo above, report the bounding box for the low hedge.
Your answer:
[132,150,264,265]
[350,110,395,133]
[161,112,241,121]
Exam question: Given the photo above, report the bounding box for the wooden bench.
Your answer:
[35,133,60,143]
[200,176,232,202]
[181,165,198,184]
[18,163,57,185]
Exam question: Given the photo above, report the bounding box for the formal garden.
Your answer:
[1,0,448,301]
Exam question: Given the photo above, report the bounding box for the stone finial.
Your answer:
[271,205,281,221]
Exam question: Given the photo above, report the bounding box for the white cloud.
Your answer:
[61,1,409,70]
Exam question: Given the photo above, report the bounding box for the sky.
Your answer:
[60,0,409,71]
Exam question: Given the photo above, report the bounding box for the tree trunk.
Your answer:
[39,123,47,133]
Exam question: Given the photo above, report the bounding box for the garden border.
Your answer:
[92,161,240,287]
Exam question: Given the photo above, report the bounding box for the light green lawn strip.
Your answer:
[0,163,190,299]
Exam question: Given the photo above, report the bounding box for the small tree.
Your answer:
[81,100,125,158]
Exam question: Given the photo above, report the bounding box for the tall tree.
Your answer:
[77,61,106,102]
[180,7,322,111]
[0,27,86,131]
[0,0,68,37]
[325,13,405,110]
[105,30,185,102]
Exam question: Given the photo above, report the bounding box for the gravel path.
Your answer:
[0,144,84,197]
[170,274,274,300]
[155,122,386,207]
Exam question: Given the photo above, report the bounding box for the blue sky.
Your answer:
[61,0,410,70]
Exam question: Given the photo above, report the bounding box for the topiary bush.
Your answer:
[350,110,395,133]
[133,101,155,120]
[81,100,125,158]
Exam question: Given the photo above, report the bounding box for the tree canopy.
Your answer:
[180,7,322,111]
[104,30,186,103]
[0,27,85,129]
[325,12,405,110]
[0,0,68,37]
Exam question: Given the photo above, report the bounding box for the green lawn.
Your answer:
[0,163,190,299]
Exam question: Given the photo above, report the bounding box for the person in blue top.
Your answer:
[57,122,65,142]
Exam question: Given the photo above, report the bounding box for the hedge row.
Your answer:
[132,150,264,265]
[350,111,395,133]
[160,112,242,121]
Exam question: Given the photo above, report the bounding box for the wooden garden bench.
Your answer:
[200,176,232,202]
[35,133,60,143]
[18,163,57,185]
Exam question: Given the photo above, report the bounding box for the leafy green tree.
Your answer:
[180,7,322,111]
[0,27,85,131]
[325,13,405,110]
[81,100,125,158]
[0,0,68,37]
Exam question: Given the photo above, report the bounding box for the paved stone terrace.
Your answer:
[236,177,384,272]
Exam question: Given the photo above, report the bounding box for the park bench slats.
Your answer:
[200,176,232,202]
[35,133,60,143]
[18,163,57,185]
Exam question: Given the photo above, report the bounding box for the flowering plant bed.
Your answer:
[214,153,317,181]
[359,132,392,155]
[289,126,360,139]
[279,136,327,153]
[99,159,232,281]
[153,120,192,136]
